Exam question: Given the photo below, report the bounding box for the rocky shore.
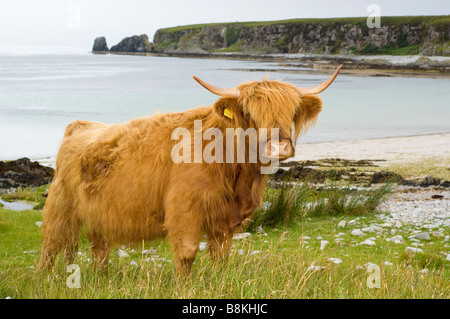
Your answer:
[0,158,54,191]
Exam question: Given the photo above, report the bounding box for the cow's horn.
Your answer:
[193,76,240,98]
[296,64,342,95]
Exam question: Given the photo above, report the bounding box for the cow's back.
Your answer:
[50,115,177,243]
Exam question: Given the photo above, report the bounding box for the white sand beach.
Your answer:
[293,133,450,166]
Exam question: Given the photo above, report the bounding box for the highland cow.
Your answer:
[38,65,342,275]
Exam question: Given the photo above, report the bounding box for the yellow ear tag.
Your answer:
[224,108,233,119]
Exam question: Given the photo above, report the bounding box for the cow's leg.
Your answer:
[207,230,233,263]
[38,196,81,271]
[87,230,110,270]
[166,210,202,275]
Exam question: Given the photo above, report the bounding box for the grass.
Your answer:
[385,157,450,181]
[157,16,450,34]
[0,180,448,299]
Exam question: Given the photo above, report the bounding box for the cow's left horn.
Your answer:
[193,76,240,98]
[296,64,342,95]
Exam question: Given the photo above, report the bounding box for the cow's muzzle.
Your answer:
[266,138,294,160]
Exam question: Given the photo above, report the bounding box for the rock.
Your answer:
[0,158,54,189]
[35,221,42,228]
[130,261,138,266]
[386,235,404,244]
[92,36,109,51]
[370,171,404,184]
[431,231,444,238]
[422,224,439,229]
[384,261,393,266]
[110,34,153,52]
[199,242,208,250]
[394,221,403,228]
[440,180,450,188]
[421,176,440,187]
[371,225,383,232]
[362,227,376,233]
[142,249,157,255]
[337,220,346,228]
[117,249,130,258]
[327,258,343,264]
[360,239,376,246]
[405,246,424,254]
[233,232,252,240]
[431,194,444,199]
[413,232,431,240]
[308,265,325,271]
[320,240,329,250]
[351,229,366,236]
[419,269,429,274]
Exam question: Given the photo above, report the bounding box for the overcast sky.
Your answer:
[0,0,449,50]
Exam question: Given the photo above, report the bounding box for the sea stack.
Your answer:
[92,37,109,52]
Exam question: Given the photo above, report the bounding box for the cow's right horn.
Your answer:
[193,76,241,98]
[296,64,342,95]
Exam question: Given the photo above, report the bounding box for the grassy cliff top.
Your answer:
[157,15,450,34]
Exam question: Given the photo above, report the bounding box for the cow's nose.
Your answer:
[267,139,294,158]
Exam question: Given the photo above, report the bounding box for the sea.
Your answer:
[0,46,449,165]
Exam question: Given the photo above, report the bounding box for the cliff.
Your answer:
[110,34,153,53]
[152,16,450,56]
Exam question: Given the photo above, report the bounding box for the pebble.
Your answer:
[386,235,405,244]
[405,246,424,254]
[142,249,157,255]
[320,240,329,250]
[362,227,376,233]
[199,242,208,251]
[432,231,444,238]
[130,261,138,266]
[328,258,343,264]
[337,221,346,228]
[233,233,252,240]
[413,232,431,241]
[360,239,376,246]
[308,265,325,271]
[35,221,42,228]
[117,249,130,258]
[351,229,366,236]
[384,261,394,266]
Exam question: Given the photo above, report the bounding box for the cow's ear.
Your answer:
[213,97,242,124]
[293,94,323,141]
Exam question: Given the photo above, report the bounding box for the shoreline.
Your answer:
[19,132,450,169]
[92,51,450,78]
[292,132,450,166]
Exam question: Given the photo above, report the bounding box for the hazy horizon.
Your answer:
[0,0,449,52]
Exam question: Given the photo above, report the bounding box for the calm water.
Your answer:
[0,50,449,162]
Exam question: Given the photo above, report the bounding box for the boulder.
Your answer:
[421,176,440,187]
[0,158,54,189]
[92,37,109,51]
[370,171,404,184]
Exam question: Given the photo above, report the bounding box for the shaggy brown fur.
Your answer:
[38,78,325,275]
